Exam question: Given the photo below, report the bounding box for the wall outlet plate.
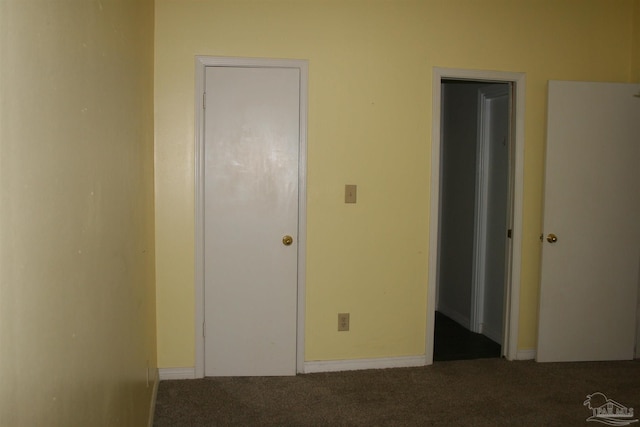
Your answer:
[338,313,350,331]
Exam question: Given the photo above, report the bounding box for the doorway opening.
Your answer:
[426,68,526,364]
[435,80,510,361]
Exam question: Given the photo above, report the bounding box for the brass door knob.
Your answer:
[547,233,558,243]
[282,235,293,246]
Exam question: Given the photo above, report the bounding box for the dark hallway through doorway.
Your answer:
[434,311,501,361]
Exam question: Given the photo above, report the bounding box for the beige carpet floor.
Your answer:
[154,358,640,426]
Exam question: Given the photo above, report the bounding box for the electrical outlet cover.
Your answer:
[338,313,350,331]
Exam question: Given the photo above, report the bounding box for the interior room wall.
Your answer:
[0,1,157,425]
[437,82,487,327]
[154,0,637,368]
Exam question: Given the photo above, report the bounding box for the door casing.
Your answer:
[427,67,526,364]
[193,56,308,377]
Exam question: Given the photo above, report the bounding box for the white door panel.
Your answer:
[480,88,509,344]
[204,66,300,376]
[537,81,640,362]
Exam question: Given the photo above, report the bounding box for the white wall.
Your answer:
[437,81,486,326]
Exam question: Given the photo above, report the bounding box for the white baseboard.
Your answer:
[303,355,427,374]
[148,369,159,427]
[157,351,533,380]
[158,367,196,380]
[437,304,470,330]
[482,325,502,345]
[516,349,536,360]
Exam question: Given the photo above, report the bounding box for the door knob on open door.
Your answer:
[282,235,293,246]
[547,233,558,243]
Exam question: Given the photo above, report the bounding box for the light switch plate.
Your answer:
[345,185,357,203]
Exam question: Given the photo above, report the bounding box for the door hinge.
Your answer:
[507,229,512,238]
[202,92,206,110]
[202,321,205,338]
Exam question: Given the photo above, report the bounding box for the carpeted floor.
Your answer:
[153,358,640,426]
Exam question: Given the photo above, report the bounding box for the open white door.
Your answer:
[471,84,510,345]
[537,81,640,362]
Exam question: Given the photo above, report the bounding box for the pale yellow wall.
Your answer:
[0,1,156,425]
[155,0,636,367]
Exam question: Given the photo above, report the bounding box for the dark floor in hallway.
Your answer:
[434,311,501,361]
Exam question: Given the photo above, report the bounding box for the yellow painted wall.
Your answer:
[0,1,156,425]
[155,0,636,367]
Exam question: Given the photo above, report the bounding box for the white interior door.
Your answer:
[473,85,510,344]
[204,66,300,376]
[537,81,640,362]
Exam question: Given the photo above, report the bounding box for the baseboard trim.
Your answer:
[158,367,196,380]
[516,349,536,360]
[437,304,470,330]
[157,352,531,377]
[148,369,159,427]
[482,325,502,345]
[303,355,427,374]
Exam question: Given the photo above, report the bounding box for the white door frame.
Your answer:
[193,56,308,377]
[470,84,511,339]
[426,67,525,364]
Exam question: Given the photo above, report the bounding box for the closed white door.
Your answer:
[537,81,640,362]
[204,66,300,376]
